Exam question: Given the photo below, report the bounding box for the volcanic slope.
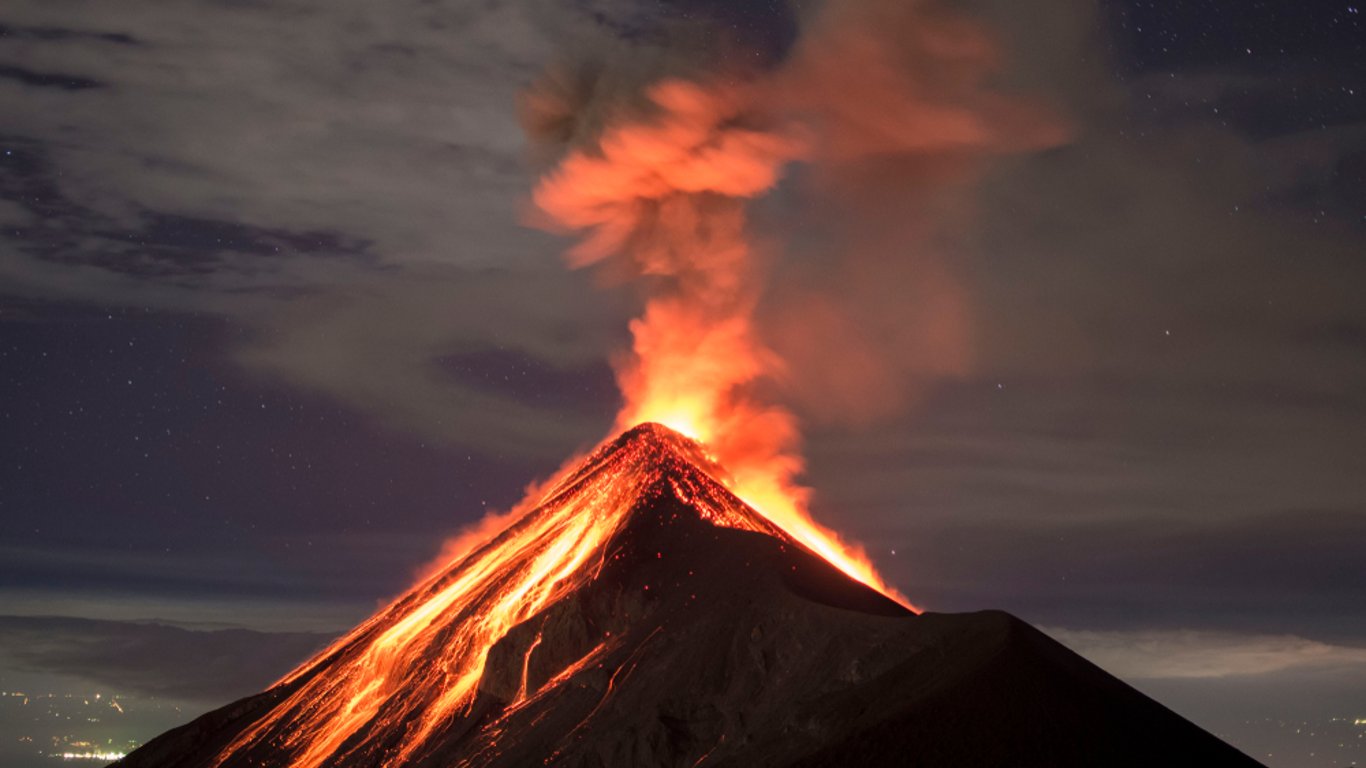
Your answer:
[115,423,1263,768]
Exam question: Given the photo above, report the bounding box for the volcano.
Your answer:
[115,423,1261,768]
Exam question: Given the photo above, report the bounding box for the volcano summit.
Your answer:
[114,424,1260,768]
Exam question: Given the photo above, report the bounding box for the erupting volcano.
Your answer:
[116,423,1259,768]
[115,5,1262,763]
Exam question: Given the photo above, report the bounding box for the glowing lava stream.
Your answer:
[633,411,905,606]
[211,424,900,768]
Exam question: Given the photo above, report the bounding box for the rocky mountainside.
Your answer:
[115,423,1262,767]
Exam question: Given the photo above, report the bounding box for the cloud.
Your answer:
[3,0,1363,460]
[0,1,551,254]
[1,0,1364,652]
[0,616,333,702]
[0,0,636,456]
[230,264,628,454]
[1046,626,1366,679]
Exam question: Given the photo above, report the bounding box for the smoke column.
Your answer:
[523,0,1065,599]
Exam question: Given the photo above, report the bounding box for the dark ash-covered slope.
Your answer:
[115,423,1262,768]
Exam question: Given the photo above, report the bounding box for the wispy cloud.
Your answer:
[0,0,629,456]
[0,616,333,701]
[1047,627,1366,679]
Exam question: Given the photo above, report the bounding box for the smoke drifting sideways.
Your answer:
[520,0,1065,596]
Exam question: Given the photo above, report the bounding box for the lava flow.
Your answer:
[201,423,883,768]
[115,427,1266,768]
[117,431,1263,768]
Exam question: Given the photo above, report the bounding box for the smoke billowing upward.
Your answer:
[523,0,1065,597]
[763,0,1066,424]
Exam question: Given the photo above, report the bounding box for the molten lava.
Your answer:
[117,422,1261,768]
[206,424,878,768]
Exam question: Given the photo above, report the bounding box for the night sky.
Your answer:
[2,1,1364,766]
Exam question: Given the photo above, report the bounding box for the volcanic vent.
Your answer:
[116,424,1261,768]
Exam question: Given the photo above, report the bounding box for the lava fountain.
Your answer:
[530,78,904,605]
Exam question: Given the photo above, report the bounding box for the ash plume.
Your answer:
[521,0,1065,588]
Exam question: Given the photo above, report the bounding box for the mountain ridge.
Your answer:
[114,423,1263,767]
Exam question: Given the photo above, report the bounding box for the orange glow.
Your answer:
[616,301,907,604]
[532,79,909,607]
[208,425,795,767]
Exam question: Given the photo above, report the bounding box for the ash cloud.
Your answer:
[521,0,1068,437]
[758,0,1067,425]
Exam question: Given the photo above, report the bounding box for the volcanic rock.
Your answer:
[114,423,1262,767]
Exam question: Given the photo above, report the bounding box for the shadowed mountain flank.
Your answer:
[115,424,1261,768]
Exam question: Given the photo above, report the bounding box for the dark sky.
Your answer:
[1,1,1364,766]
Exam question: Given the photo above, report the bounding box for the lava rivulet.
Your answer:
[206,425,803,768]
